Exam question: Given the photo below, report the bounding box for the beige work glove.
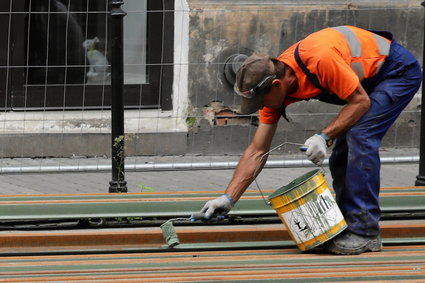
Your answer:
[304,134,327,165]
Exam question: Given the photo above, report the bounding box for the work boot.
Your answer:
[322,230,382,255]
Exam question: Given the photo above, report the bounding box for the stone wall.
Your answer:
[186,0,423,155]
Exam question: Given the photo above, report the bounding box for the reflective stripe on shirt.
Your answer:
[332,26,391,79]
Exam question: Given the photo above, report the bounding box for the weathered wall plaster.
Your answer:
[186,0,423,154]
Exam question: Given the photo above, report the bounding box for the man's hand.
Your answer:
[304,134,327,165]
[200,194,234,219]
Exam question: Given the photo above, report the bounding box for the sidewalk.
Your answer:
[0,147,420,195]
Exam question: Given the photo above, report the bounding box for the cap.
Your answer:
[234,53,275,114]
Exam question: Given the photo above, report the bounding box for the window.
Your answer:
[1,0,173,110]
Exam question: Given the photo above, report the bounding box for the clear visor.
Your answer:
[233,84,254,99]
[233,74,276,99]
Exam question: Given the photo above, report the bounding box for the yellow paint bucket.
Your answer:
[268,169,347,251]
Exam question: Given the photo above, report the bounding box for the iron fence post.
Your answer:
[109,0,127,193]
[416,1,425,185]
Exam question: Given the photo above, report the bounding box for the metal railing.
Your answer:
[0,155,418,174]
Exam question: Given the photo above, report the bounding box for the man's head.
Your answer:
[234,53,285,114]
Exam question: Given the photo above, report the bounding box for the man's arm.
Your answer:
[225,122,278,202]
[200,122,277,218]
[323,83,371,138]
[304,83,371,165]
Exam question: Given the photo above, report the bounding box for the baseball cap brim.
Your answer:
[238,92,265,114]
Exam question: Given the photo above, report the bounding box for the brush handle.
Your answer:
[190,212,225,221]
[299,145,308,152]
[190,213,206,220]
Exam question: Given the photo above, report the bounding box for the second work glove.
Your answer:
[200,194,234,219]
[304,134,327,165]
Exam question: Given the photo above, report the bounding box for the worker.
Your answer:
[200,25,422,255]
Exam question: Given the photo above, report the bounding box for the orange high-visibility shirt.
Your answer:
[259,26,391,124]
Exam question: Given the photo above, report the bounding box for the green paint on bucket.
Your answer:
[268,169,347,251]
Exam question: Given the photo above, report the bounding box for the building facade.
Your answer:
[0,0,422,157]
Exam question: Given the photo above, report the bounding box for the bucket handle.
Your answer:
[253,142,327,206]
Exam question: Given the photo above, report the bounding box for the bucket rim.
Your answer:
[268,169,322,200]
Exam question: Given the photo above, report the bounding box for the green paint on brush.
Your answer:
[160,220,180,247]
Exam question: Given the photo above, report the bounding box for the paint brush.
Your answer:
[160,213,226,247]
[160,219,182,247]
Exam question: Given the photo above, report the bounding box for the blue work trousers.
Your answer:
[329,41,422,236]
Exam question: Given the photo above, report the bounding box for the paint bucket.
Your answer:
[268,169,347,251]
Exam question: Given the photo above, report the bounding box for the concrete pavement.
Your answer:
[0,147,420,195]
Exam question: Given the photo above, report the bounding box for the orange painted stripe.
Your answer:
[1,266,425,282]
[0,186,423,198]
[0,191,423,205]
[0,222,423,256]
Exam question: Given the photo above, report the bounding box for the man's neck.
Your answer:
[285,65,298,94]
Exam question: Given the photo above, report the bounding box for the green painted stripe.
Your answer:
[1,187,424,202]
[0,195,423,220]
